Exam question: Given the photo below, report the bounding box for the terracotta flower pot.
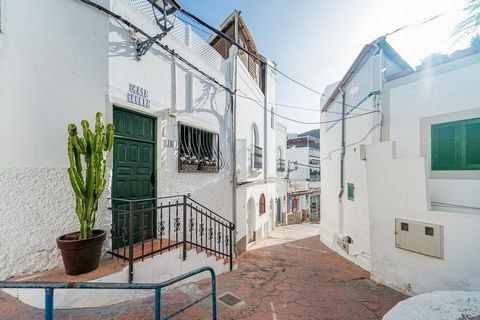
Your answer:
[56,229,106,276]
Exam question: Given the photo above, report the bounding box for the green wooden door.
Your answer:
[112,108,156,250]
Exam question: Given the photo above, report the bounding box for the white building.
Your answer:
[275,122,288,226]
[286,134,321,221]
[320,36,480,294]
[0,1,282,295]
[207,11,279,252]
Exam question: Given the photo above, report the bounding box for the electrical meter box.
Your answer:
[395,218,444,259]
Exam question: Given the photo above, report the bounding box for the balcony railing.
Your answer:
[109,195,235,283]
[250,145,263,170]
[277,159,285,172]
[309,175,321,182]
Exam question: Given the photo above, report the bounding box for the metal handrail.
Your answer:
[0,266,217,320]
[109,195,235,282]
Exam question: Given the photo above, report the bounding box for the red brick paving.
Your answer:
[0,236,406,319]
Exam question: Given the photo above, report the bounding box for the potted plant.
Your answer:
[179,154,199,172]
[199,157,217,172]
[56,113,114,276]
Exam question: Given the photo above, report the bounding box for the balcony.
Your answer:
[277,159,286,172]
[250,145,263,170]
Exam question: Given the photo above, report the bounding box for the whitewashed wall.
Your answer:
[385,53,480,212]
[367,142,480,294]
[275,123,288,222]
[234,55,278,249]
[319,54,382,270]
[107,0,233,219]
[0,0,110,280]
[286,147,310,180]
[0,0,232,280]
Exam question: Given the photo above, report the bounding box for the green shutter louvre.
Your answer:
[465,120,480,169]
[347,183,354,201]
[432,118,480,171]
[432,123,458,170]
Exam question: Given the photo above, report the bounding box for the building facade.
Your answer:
[286,133,321,222]
[0,0,281,289]
[320,36,480,294]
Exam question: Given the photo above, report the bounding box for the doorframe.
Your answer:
[111,106,158,248]
[112,105,157,201]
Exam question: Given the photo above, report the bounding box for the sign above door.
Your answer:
[127,83,150,108]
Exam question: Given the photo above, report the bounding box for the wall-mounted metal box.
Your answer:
[395,218,444,259]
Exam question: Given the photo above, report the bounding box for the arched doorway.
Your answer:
[247,198,256,243]
[276,198,282,224]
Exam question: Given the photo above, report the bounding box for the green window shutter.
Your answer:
[464,119,480,169]
[432,123,459,170]
[347,183,354,201]
[431,118,480,171]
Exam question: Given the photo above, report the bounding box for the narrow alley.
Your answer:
[0,224,406,320]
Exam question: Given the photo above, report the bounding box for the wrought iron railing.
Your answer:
[250,145,263,170]
[109,195,235,282]
[0,266,217,320]
[277,159,285,172]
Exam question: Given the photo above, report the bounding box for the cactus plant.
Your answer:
[67,113,114,239]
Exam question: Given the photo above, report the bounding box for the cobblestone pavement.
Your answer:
[0,223,406,319]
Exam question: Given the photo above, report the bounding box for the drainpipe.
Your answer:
[263,61,268,180]
[338,89,346,200]
[231,11,240,254]
[338,89,346,235]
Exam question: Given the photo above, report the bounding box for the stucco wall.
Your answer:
[0,0,110,279]
[385,53,480,211]
[0,168,111,280]
[0,0,233,280]
[319,54,382,269]
[367,142,480,294]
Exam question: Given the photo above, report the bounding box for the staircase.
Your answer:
[109,195,235,283]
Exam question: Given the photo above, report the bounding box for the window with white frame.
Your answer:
[178,123,219,173]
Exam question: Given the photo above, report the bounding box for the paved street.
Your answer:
[0,223,406,319]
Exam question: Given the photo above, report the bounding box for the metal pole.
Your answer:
[129,201,134,283]
[229,224,233,272]
[155,288,161,320]
[182,195,187,260]
[45,288,54,320]
[211,271,217,320]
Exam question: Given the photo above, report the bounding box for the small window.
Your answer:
[401,223,409,231]
[347,183,355,201]
[431,118,480,171]
[178,123,219,173]
[259,194,266,214]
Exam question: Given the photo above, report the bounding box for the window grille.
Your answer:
[178,123,219,173]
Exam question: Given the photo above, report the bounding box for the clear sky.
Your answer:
[179,0,471,133]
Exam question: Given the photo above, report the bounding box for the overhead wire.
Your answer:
[172,3,467,112]
[77,0,381,126]
[236,91,379,125]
